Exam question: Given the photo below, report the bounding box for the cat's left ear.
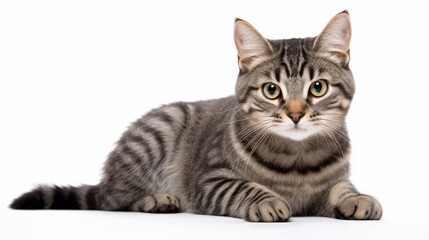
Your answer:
[314,11,352,66]
[234,19,274,72]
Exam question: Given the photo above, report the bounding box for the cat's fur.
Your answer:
[11,11,382,222]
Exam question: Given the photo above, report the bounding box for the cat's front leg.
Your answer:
[329,180,382,220]
[195,179,291,222]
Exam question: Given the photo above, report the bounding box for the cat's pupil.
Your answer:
[268,84,276,95]
[314,82,322,92]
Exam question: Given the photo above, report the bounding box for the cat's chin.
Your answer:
[273,125,317,141]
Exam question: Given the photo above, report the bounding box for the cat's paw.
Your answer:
[132,193,180,213]
[246,197,291,222]
[334,194,382,220]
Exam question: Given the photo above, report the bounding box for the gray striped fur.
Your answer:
[11,11,382,222]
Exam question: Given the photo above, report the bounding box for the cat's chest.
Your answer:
[266,171,330,214]
[268,170,326,196]
[255,151,348,213]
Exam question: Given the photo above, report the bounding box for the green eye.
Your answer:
[309,80,328,97]
[262,83,281,100]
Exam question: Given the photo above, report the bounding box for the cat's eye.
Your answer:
[309,80,328,97]
[262,83,281,100]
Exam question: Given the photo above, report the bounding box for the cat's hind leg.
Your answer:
[131,193,181,213]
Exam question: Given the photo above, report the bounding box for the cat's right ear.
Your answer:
[234,19,273,72]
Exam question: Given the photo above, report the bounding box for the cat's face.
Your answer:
[234,11,355,141]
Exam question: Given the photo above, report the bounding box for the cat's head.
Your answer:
[234,11,354,141]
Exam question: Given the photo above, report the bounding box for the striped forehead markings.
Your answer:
[280,41,311,79]
[267,39,321,83]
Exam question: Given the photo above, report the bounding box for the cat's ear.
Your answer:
[234,19,273,72]
[314,11,351,66]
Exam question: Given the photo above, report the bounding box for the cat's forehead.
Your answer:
[257,38,318,87]
[269,38,315,57]
[271,37,315,78]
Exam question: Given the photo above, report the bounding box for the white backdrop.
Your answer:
[1,0,428,239]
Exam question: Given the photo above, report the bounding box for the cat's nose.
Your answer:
[287,112,304,124]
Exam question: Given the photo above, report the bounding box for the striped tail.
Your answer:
[10,185,98,210]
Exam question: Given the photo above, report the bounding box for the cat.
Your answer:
[10,11,382,222]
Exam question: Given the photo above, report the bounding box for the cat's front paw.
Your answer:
[246,197,291,222]
[334,194,382,220]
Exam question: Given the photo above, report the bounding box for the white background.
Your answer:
[1,0,428,239]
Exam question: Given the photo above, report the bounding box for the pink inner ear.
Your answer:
[234,20,273,70]
[341,24,351,50]
[314,12,351,63]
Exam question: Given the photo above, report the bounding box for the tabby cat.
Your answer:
[11,11,382,222]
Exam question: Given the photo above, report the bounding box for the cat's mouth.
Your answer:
[273,123,317,141]
[283,123,308,131]
[287,126,309,133]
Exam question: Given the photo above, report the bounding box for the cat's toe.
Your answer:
[335,194,382,220]
[246,197,291,222]
[132,193,180,213]
[156,194,180,213]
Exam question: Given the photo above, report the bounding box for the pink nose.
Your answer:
[287,112,304,124]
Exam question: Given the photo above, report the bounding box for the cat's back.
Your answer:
[134,95,238,137]
[126,95,237,139]
[109,95,238,169]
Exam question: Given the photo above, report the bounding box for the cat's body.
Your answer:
[11,11,382,222]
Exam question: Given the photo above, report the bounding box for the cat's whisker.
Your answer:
[316,128,334,156]
[232,121,271,152]
[316,127,338,156]
[316,122,346,158]
[232,122,272,170]
[215,106,242,114]
[316,120,350,142]
[244,125,273,175]
[219,106,244,125]
[266,125,277,148]
[223,119,265,155]
[219,116,262,127]
[227,121,272,172]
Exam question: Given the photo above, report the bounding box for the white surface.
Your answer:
[0,211,428,240]
[1,0,429,239]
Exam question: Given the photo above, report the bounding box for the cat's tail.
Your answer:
[10,185,99,210]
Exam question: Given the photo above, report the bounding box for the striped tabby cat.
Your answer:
[11,11,382,222]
